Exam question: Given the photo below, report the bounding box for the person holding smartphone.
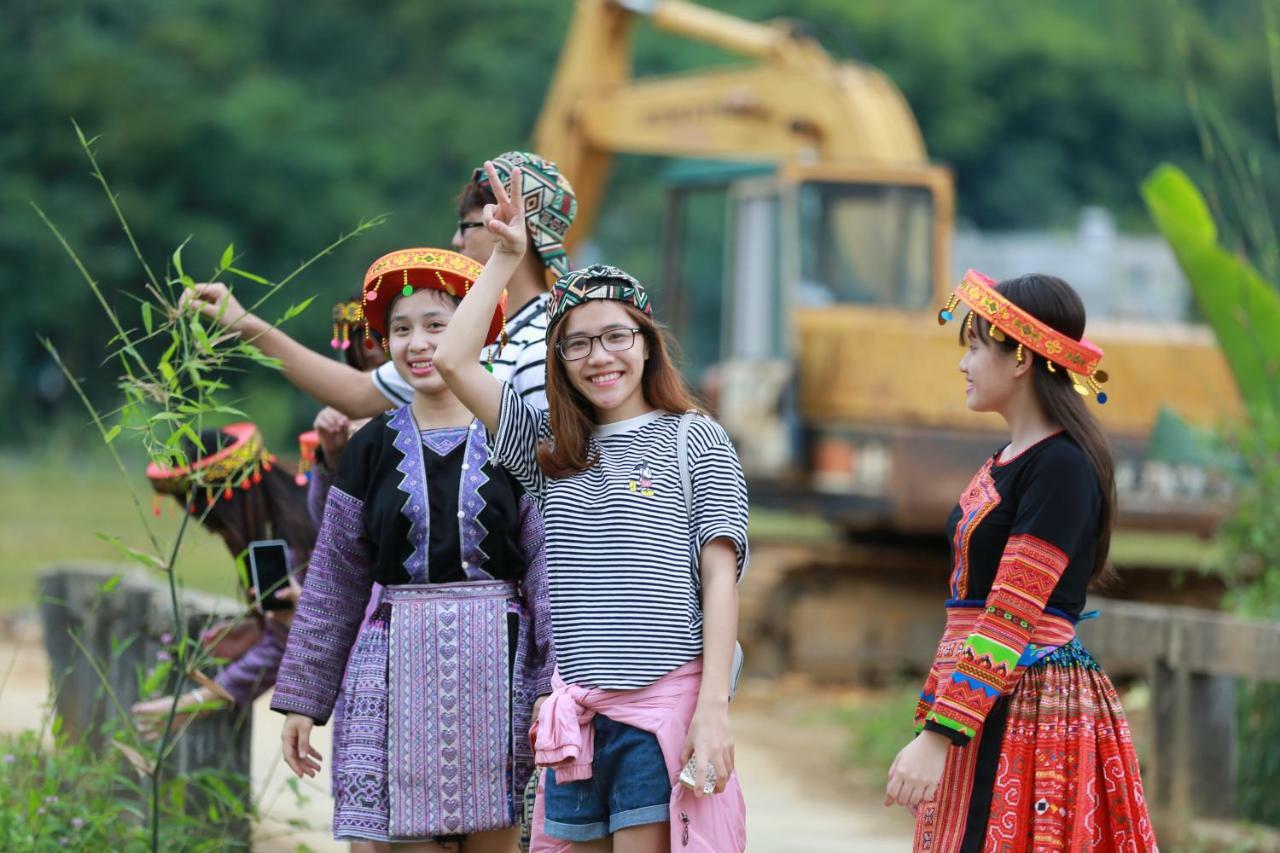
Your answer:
[272,248,554,851]
[134,423,316,735]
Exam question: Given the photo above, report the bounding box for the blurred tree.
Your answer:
[2,0,1272,445]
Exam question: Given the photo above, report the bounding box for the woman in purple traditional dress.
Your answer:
[272,248,554,852]
[133,423,317,732]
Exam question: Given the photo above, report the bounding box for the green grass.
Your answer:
[748,509,838,542]
[0,451,1225,613]
[1110,530,1222,571]
[815,683,922,782]
[1,459,840,613]
[0,452,238,612]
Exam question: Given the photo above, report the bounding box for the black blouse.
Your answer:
[944,432,1102,618]
[334,410,527,586]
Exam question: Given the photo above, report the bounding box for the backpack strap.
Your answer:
[677,411,697,552]
[677,410,744,700]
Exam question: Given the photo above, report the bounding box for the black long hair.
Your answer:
[173,429,317,561]
[966,273,1117,585]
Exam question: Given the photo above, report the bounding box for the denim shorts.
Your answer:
[543,714,671,840]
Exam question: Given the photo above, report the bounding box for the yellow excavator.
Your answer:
[534,0,1239,544]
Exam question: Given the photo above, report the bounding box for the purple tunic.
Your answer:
[272,408,553,841]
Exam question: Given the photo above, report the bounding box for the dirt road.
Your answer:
[1,620,914,851]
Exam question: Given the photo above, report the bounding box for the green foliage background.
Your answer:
[4,0,1275,448]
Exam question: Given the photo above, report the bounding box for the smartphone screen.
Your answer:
[248,540,292,611]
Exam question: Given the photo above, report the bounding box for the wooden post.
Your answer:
[1083,598,1271,843]
[38,564,253,844]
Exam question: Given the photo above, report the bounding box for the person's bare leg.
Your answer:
[611,822,669,853]
[569,839,612,853]
[461,826,519,852]
[385,840,463,853]
[347,818,516,851]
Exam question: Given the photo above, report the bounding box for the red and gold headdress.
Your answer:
[145,422,276,514]
[939,270,1110,404]
[358,248,507,360]
[330,298,365,352]
[295,430,319,486]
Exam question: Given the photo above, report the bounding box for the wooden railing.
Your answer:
[1078,597,1280,844]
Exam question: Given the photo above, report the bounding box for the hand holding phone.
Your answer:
[248,540,292,612]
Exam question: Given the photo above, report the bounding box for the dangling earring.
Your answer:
[363,276,381,350]
[1015,343,1025,365]
[937,294,960,325]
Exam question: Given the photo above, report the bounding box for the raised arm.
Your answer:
[181,283,391,417]
[434,162,527,433]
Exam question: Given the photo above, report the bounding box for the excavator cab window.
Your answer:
[660,184,730,382]
[796,181,934,310]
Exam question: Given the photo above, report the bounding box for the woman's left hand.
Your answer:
[884,730,950,809]
[681,702,734,796]
[313,406,352,463]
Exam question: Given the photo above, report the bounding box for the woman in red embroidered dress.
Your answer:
[884,272,1157,852]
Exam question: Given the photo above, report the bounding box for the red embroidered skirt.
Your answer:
[915,606,1158,852]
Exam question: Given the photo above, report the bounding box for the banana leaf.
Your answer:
[1141,163,1280,415]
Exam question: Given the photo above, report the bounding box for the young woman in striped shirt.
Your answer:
[436,165,749,852]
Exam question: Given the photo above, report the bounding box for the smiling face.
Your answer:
[557,300,651,422]
[388,288,461,396]
[958,321,1021,413]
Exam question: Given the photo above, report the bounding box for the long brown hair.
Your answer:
[965,274,1117,585]
[538,305,700,478]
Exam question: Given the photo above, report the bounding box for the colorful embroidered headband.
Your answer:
[474,151,577,278]
[146,422,276,513]
[360,247,507,352]
[547,264,653,327]
[295,430,318,487]
[939,269,1110,404]
[330,298,365,352]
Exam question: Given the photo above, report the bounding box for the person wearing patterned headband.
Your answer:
[271,248,554,850]
[883,272,1156,851]
[329,293,389,371]
[132,424,317,734]
[181,150,576,419]
[434,164,748,852]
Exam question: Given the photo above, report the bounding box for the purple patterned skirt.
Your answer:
[331,579,535,842]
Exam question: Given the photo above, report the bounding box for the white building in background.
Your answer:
[952,207,1195,324]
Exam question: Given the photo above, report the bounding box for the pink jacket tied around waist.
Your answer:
[529,657,747,852]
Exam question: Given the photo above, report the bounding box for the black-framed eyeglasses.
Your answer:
[556,327,642,361]
[457,220,485,234]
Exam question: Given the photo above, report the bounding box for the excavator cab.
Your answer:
[537,0,1235,534]
[659,160,953,492]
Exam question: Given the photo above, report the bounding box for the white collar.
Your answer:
[594,409,664,437]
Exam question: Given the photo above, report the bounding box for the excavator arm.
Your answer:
[533,0,931,244]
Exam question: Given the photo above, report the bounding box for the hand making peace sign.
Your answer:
[481,160,527,259]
